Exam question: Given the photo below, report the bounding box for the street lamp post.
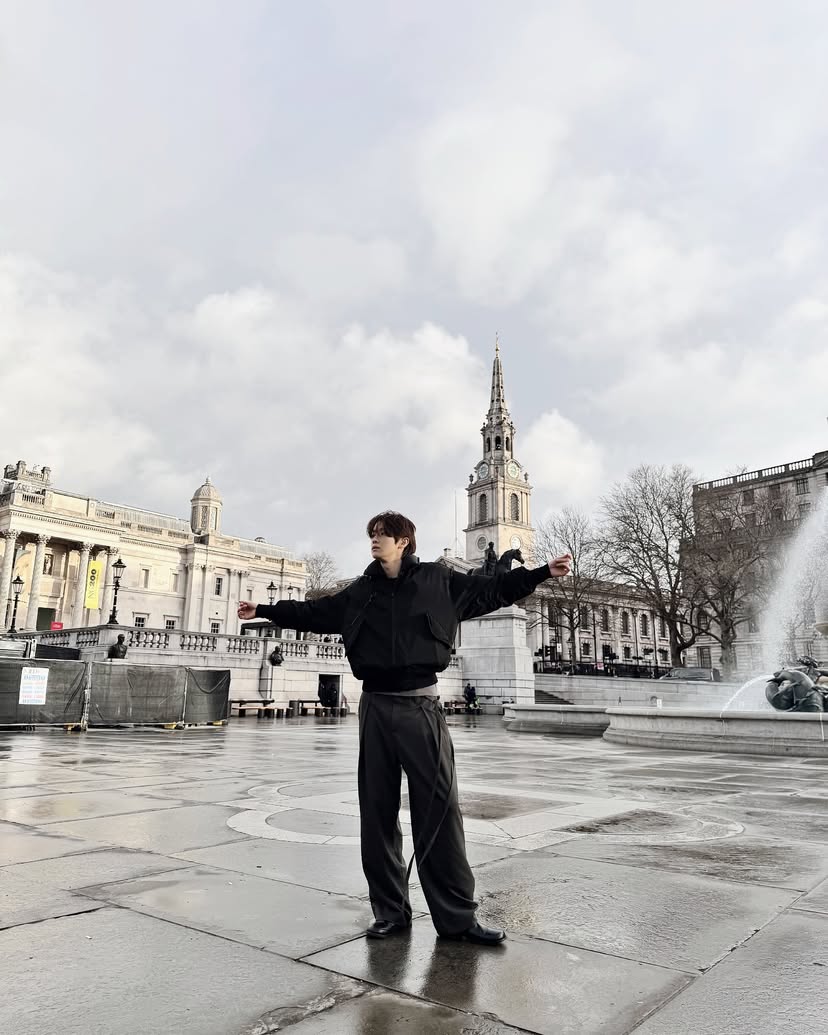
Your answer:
[266,581,277,605]
[107,558,126,625]
[287,585,297,600]
[8,575,24,634]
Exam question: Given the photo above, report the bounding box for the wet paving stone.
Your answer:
[548,834,828,891]
[0,869,103,929]
[0,789,186,825]
[0,907,369,1035]
[0,819,107,864]
[51,803,252,854]
[628,911,828,1035]
[411,852,797,972]
[84,863,373,957]
[279,988,537,1033]
[4,848,191,889]
[687,803,828,843]
[304,917,691,1035]
[795,876,828,914]
[403,789,564,820]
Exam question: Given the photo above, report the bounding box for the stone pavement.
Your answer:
[1,714,827,1034]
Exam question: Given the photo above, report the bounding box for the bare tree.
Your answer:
[598,464,701,667]
[302,551,340,599]
[532,508,604,663]
[685,490,777,679]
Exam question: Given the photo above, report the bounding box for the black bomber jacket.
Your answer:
[255,555,552,693]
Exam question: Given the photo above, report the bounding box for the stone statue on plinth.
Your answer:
[107,634,128,660]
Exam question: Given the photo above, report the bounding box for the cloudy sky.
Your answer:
[2,1,827,575]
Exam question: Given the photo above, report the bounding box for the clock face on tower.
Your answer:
[507,461,519,478]
[510,535,522,550]
[478,462,489,479]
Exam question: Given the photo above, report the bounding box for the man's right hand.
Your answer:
[238,602,257,620]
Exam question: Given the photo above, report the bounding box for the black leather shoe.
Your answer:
[441,920,506,945]
[366,919,410,939]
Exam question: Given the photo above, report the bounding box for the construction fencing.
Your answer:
[0,659,230,730]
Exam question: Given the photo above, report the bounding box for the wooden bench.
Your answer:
[231,699,278,719]
[289,698,348,718]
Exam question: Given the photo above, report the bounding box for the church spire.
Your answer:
[487,334,511,422]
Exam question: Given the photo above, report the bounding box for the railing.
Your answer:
[226,635,264,655]
[33,631,71,646]
[77,630,101,647]
[179,633,217,652]
[21,493,46,505]
[696,458,813,491]
[130,629,170,649]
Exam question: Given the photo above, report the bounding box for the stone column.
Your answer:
[0,529,20,631]
[93,549,110,625]
[71,542,93,628]
[199,564,212,631]
[182,561,196,630]
[24,534,50,630]
[100,549,118,624]
[225,569,237,634]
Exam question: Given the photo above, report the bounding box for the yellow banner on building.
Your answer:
[84,560,104,610]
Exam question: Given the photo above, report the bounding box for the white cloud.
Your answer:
[521,411,604,510]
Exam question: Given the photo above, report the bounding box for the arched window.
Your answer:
[478,494,488,523]
[486,437,491,452]
[579,605,589,627]
[640,613,649,637]
[495,436,502,450]
[510,493,520,521]
[621,611,630,635]
[601,607,610,632]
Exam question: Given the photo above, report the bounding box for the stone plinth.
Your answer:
[456,605,534,707]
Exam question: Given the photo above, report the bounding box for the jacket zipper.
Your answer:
[390,583,397,666]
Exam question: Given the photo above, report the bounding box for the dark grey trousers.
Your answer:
[357,692,477,935]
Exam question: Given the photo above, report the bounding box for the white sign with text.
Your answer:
[19,667,49,706]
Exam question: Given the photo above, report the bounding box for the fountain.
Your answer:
[603,488,828,756]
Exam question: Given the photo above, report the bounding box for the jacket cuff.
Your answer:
[528,563,551,588]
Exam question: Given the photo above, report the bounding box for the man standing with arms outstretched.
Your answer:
[239,511,571,945]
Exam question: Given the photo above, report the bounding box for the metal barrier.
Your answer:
[0,659,230,731]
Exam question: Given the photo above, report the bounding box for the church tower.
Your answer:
[464,340,534,561]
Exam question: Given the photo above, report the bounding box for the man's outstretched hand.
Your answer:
[237,602,257,620]
[548,555,572,578]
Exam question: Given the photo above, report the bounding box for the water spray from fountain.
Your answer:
[724,487,828,711]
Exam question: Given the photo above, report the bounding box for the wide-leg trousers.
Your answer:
[357,692,477,935]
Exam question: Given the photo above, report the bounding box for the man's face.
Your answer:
[369,524,408,564]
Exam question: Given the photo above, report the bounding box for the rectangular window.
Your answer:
[600,608,610,633]
[748,614,759,633]
[210,621,221,635]
[745,511,756,528]
[799,502,812,518]
[795,477,810,495]
[741,488,754,505]
[134,615,147,628]
[659,617,667,638]
[171,572,180,593]
[623,646,632,660]
[165,618,177,630]
[214,576,224,596]
[581,641,591,657]
[140,568,150,589]
[697,645,712,668]
[769,483,781,500]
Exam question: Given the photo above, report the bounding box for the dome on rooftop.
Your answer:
[191,476,222,503]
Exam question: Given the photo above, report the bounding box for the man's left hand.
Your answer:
[548,554,572,578]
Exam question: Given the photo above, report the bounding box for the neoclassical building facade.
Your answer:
[0,461,306,634]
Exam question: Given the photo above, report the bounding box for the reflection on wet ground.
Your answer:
[1,714,827,1034]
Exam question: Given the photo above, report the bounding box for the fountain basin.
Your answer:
[503,703,610,736]
[603,706,828,757]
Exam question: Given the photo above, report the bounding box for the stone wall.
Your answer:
[535,673,736,709]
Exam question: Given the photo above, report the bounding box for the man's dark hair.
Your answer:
[366,511,417,557]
